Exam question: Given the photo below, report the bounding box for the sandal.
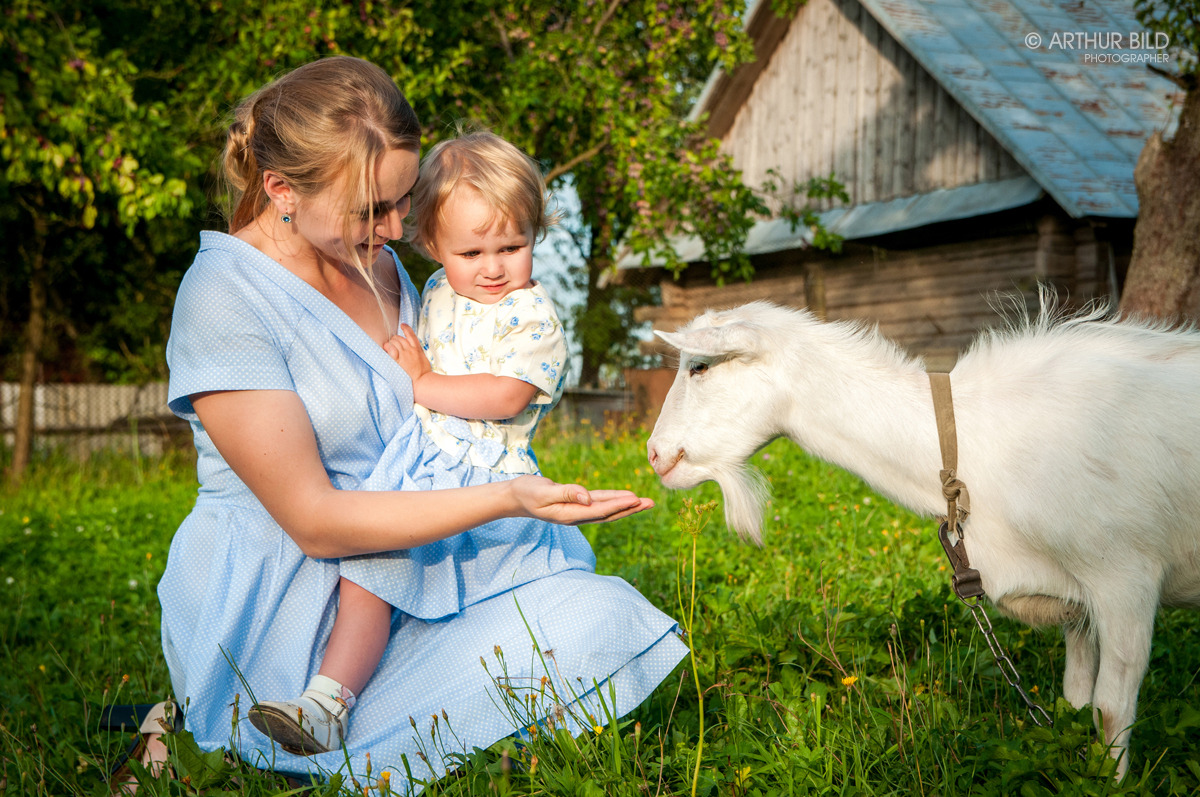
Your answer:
[105,701,179,794]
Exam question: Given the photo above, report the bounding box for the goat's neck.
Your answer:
[778,337,945,516]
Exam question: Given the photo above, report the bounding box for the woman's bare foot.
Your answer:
[114,732,169,795]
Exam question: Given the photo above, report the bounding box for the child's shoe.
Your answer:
[248,675,352,755]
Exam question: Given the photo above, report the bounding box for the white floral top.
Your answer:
[414,270,568,474]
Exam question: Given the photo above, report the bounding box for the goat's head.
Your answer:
[646,304,789,544]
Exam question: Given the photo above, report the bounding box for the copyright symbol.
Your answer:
[1025,32,1042,49]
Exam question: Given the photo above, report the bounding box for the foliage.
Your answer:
[1,0,789,388]
[4,427,1200,795]
[0,0,202,384]
[1134,0,1199,81]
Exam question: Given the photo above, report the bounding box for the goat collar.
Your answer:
[928,372,983,602]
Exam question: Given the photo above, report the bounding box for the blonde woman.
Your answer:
[151,56,686,786]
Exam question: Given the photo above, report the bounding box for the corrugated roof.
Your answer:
[857,0,1181,218]
[615,176,1043,269]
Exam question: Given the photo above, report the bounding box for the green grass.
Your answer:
[2,422,1199,795]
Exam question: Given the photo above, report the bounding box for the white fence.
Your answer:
[0,382,180,457]
[0,382,635,459]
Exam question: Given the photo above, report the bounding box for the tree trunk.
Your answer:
[579,212,615,388]
[9,218,48,483]
[1119,85,1200,321]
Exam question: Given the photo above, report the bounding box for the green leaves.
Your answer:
[1,1,195,235]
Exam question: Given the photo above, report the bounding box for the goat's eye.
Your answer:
[688,361,709,377]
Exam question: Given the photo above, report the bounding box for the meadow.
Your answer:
[2,418,1199,796]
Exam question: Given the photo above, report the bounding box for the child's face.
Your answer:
[431,188,534,304]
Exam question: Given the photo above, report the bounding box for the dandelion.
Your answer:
[592,724,604,735]
[128,579,139,589]
[5,577,12,585]
[146,552,152,560]
[22,516,29,524]
[842,675,858,687]
[76,526,84,532]
[24,528,31,535]
[39,665,46,673]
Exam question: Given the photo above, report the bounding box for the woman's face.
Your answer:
[293,147,420,268]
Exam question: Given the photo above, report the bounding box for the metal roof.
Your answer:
[615,176,1043,269]
[857,0,1181,218]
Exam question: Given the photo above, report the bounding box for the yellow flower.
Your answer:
[38,664,46,673]
[841,675,858,687]
[22,517,30,524]
[592,724,604,735]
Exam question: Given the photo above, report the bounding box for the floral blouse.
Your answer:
[414,270,568,474]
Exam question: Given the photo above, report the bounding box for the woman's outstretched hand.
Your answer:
[510,475,654,525]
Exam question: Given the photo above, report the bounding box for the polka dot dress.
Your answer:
[161,232,686,785]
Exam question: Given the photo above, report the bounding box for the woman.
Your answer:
[152,55,685,785]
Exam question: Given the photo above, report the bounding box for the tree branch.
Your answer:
[544,142,606,184]
[593,0,623,38]
[489,8,514,61]
[1148,62,1195,91]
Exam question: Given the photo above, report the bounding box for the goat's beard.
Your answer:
[714,465,771,545]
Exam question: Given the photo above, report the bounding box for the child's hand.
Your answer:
[385,325,432,390]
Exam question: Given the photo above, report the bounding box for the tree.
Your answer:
[1,0,197,481]
[1118,0,1200,321]
[2,0,797,476]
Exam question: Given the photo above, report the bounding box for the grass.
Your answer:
[2,419,1199,795]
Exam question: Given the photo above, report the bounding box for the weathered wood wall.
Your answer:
[717,0,1025,211]
[636,212,1122,370]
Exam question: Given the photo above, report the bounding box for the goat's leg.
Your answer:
[1062,620,1098,708]
[1090,589,1157,781]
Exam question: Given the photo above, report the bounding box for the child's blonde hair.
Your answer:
[410,131,552,260]
[221,56,421,308]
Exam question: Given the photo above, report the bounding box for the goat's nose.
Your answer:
[647,442,683,477]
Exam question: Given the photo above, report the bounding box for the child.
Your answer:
[248,131,569,755]
[387,130,568,476]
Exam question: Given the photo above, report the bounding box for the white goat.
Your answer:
[647,299,1200,778]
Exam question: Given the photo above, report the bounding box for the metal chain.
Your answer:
[958,594,1053,727]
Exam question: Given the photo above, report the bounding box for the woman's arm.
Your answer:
[192,389,650,559]
[384,325,536,418]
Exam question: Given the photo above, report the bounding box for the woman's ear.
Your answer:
[262,171,296,215]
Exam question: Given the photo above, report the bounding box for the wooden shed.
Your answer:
[616,0,1182,372]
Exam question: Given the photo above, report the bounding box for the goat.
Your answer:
[646,299,1200,778]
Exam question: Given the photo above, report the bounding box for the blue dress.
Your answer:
[160,232,686,784]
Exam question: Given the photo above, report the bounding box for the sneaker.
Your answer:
[248,689,348,755]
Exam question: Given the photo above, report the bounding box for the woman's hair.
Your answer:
[221,55,421,246]
[409,131,552,260]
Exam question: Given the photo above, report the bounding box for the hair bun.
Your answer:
[222,115,257,192]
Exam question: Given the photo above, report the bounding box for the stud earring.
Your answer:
[282,212,293,223]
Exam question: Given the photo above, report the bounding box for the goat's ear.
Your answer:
[655,322,762,359]
[653,330,687,351]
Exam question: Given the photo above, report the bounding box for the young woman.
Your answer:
[149,56,685,784]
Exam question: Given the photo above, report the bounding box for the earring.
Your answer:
[281,212,293,223]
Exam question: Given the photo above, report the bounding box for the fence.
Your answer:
[0,382,186,458]
[0,382,648,460]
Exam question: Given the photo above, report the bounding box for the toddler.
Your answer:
[249,131,568,754]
